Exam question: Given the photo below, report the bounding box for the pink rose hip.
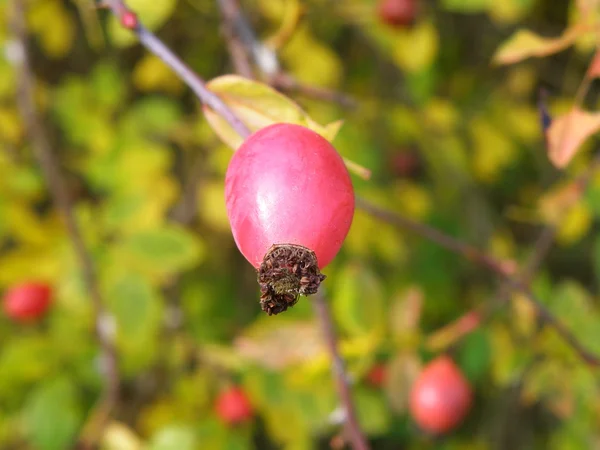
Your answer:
[225,123,355,315]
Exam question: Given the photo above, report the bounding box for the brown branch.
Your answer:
[9,0,119,445]
[313,291,371,450]
[355,196,516,277]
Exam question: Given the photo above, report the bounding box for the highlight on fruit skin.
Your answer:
[225,123,355,315]
[409,355,473,435]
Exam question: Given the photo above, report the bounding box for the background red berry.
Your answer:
[215,386,253,425]
[3,282,53,323]
[366,363,387,387]
[378,0,418,28]
[409,356,472,434]
[225,123,355,269]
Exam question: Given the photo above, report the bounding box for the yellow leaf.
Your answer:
[547,108,600,168]
[556,202,592,245]
[393,21,439,73]
[235,320,324,370]
[423,99,459,132]
[492,26,587,65]
[0,108,22,144]
[539,182,582,224]
[28,0,75,58]
[203,75,370,178]
[489,0,531,24]
[383,352,421,414]
[204,75,316,149]
[197,179,230,232]
[132,54,184,94]
[511,293,537,338]
[388,287,423,345]
[471,118,517,182]
[102,422,143,450]
[392,181,431,219]
[280,25,342,87]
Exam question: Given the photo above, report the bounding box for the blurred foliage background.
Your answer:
[2,0,600,449]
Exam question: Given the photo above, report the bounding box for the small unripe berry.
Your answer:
[215,387,253,425]
[378,0,418,28]
[366,364,387,387]
[225,123,355,315]
[3,282,52,323]
[120,11,138,30]
[409,356,472,435]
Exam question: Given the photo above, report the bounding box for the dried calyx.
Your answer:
[257,244,326,315]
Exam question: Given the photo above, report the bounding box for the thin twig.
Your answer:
[355,196,515,277]
[9,0,119,445]
[313,291,371,450]
[101,0,250,139]
[509,280,600,366]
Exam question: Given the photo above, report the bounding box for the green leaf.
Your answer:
[333,262,385,337]
[122,97,182,139]
[354,388,390,435]
[442,0,491,12]
[23,378,82,450]
[539,281,600,356]
[0,336,58,401]
[107,272,160,338]
[120,226,204,276]
[106,272,163,373]
[91,62,125,112]
[456,329,491,383]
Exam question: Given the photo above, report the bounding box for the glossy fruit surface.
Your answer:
[215,386,253,425]
[378,0,418,27]
[409,356,472,434]
[225,123,355,269]
[3,282,52,322]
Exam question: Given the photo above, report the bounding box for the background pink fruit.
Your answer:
[3,282,53,323]
[409,356,472,434]
[378,0,418,28]
[215,386,253,425]
[225,123,355,314]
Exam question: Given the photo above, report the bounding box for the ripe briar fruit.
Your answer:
[215,386,253,425]
[3,282,52,323]
[225,123,355,315]
[409,356,473,435]
[377,0,418,28]
[366,363,387,387]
